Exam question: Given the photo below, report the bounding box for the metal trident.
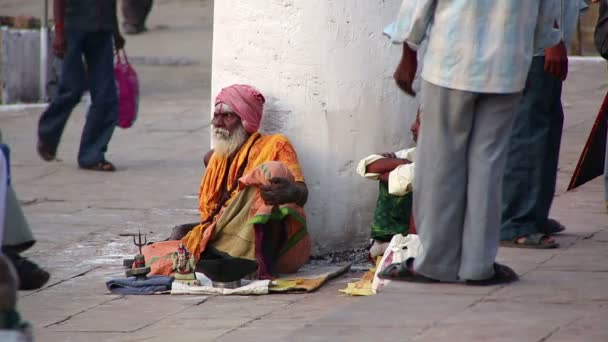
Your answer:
[133,230,147,255]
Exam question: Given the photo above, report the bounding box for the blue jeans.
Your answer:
[38,29,118,167]
[501,56,563,241]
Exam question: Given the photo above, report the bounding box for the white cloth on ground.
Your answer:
[356,147,416,196]
[372,234,423,294]
[171,273,270,296]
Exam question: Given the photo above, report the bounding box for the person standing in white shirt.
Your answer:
[501,1,589,249]
[379,0,561,285]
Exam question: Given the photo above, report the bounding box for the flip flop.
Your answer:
[377,258,439,283]
[465,263,519,286]
[542,219,566,235]
[79,160,116,172]
[500,233,559,249]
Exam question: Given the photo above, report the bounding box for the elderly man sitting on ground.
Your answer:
[143,84,311,279]
[357,113,420,259]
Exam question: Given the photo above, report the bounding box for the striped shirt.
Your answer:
[385,0,562,93]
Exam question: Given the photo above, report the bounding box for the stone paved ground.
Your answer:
[2,1,608,341]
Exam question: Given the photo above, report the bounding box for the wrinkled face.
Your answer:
[212,106,242,136]
[410,111,421,143]
[211,104,250,157]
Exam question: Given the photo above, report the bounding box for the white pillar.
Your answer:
[211,0,418,253]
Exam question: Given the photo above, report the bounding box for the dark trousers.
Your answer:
[501,56,563,241]
[122,0,153,30]
[38,29,118,167]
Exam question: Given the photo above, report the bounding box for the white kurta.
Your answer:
[356,147,416,196]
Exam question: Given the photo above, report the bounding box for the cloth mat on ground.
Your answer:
[270,263,351,293]
[171,274,270,296]
[170,263,352,296]
[106,275,174,295]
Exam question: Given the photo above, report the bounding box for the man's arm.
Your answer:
[53,0,66,58]
[260,178,308,207]
[111,0,125,50]
[385,0,437,47]
[534,0,561,52]
[366,158,411,175]
[386,0,436,95]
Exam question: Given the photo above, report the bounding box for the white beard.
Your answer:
[212,125,249,157]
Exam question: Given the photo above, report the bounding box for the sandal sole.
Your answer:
[500,241,559,249]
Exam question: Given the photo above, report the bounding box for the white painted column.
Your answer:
[211,0,418,253]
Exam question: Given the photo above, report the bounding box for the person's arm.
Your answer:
[534,0,562,52]
[386,0,436,95]
[385,0,437,47]
[394,44,418,95]
[260,178,308,207]
[111,0,125,50]
[366,158,411,175]
[52,0,66,58]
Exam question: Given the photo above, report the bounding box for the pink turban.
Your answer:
[215,84,265,133]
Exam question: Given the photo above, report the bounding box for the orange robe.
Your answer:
[143,132,311,276]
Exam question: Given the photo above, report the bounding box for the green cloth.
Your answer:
[371,182,412,242]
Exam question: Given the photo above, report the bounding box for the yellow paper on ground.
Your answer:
[339,266,376,296]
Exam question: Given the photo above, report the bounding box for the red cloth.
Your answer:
[215,84,265,133]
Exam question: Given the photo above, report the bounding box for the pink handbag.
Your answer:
[114,50,139,129]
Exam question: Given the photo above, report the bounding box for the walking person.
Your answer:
[379,0,561,285]
[500,1,589,249]
[121,0,154,35]
[37,0,125,171]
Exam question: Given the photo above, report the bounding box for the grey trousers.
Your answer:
[0,130,34,251]
[414,81,521,281]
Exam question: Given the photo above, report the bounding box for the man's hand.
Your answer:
[260,177,298,206]
[114,33,126,51]
[394,43,418,96]
[545,41,568,81]
[53,30,66,58]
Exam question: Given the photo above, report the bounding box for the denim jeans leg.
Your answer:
[501,56,562,241]
[77,31,118,167]
[38,30,87,151]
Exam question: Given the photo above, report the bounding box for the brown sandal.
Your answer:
[79,160,116,172]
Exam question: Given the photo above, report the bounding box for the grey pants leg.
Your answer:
[3,187,34,250]
[414,81,520,281]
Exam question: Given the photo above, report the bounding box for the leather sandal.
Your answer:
[79,160,116,172]
[466,263,519,286]
[500,233,558,249]
[377,258,439,283]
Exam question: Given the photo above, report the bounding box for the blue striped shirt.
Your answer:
[534,0,589,56]
[385,0,562,93]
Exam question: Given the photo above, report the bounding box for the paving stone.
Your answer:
[410,302,593,342]
[546,307,608,342]
[32,331,126,342]
[18,268,123,328]
[488,270,608,304]
[48,295,206,333]
[540,240,608,272]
